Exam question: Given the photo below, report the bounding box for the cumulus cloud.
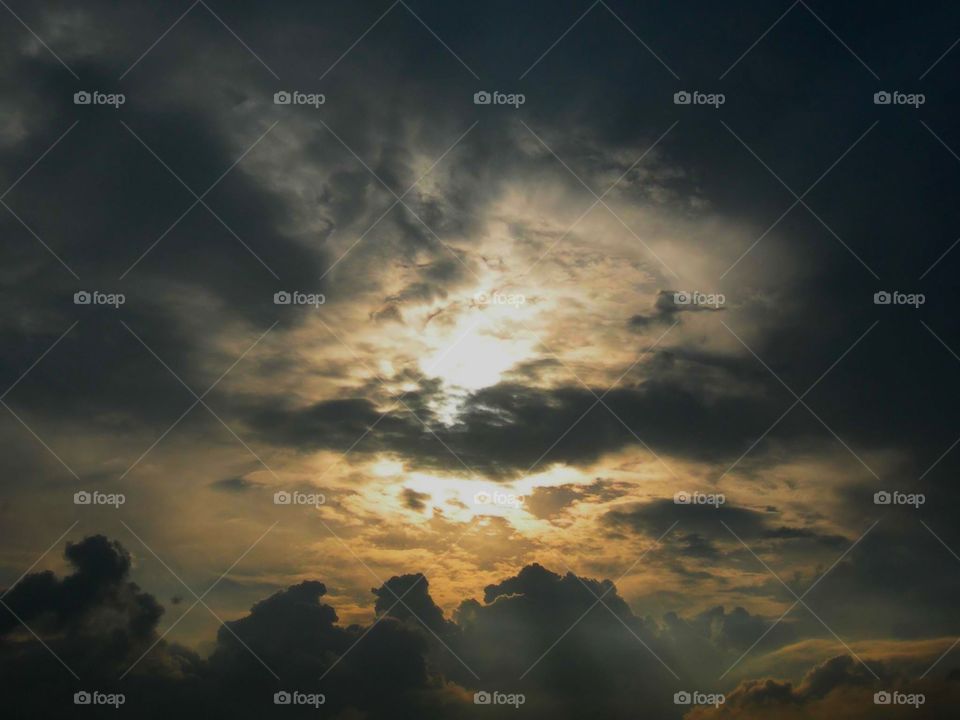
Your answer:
[0,537,764,718]
[6,536,960,718]
[1,535,164,659]
[686,655,960,720]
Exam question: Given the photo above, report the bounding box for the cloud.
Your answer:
[0,537,723,718]
[686,654,960,720]
[373,573,456,636]
[452,562,682,716]
[4,1,960,717]
[0,535,162,653]
[401,488,432,512]
[6,535,960,719]
[525,478,633,519]
[604,498,852,555]
[606,499,772,539]
[630,289,725,328]
[241,376,807,478]
[1,535,200,718]
[210,476,266,493]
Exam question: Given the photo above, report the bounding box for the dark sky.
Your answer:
[2,1,960,718]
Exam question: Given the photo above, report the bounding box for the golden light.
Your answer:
[419,299,538,391]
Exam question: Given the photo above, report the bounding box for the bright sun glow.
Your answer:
[420,305,537,391]
[395,472,543,530]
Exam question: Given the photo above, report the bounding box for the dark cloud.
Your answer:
[210,476,265,493]
[242,378,821,478]
[677,532,723,560]
[630,289,725,328]
[788,522,960,641]
[683,605,795,654]
[688,655,960,719]
[604,498,854,555]
[1,535,199,717]
[524,484,582,519]
[0,536,760,719]
[2,0,959,495]
[0,537,454,718]
[605,499,772,540]
[453,562,683,716]
[400,487,432,512]
[525,478,632,519]
[6,535,960,718]
[0,535,161,649]
[373,573,455,636]
[653,602,803,678]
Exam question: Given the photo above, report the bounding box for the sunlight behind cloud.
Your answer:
[420,308,538,391]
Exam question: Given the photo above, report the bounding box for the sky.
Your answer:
[2,1,960,717]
